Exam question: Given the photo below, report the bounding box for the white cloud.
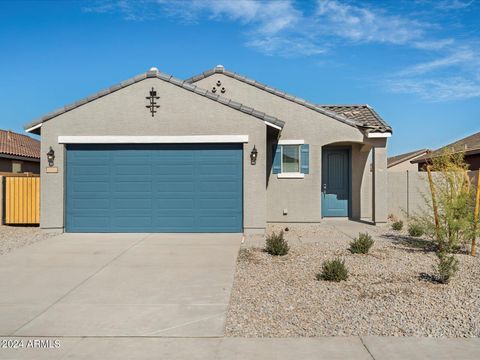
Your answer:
[436,0,474,10]
[413,38,454,50]
[246,37,327,57]
[399,48,476,75]
[388,77,480,101]
[84,0,480,101]
[314,0,427,45]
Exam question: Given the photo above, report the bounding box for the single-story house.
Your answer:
[412,131,480,171]
[0,129,40,174]
[387,149,428,172]
[24,65,392,234]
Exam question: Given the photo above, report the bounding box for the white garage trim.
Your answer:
[58,135,249,144]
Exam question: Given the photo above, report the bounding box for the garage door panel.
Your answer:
[114,181,152,192]
[70,198,110,210]
[198,215,241,230]
[114,165,152,176]
[199,199,238,210]
[111,216,153,229]
[69,216,110,230]
[155,199,195,210]
[71,165,109,176]
[154,165,194,176]
[113,199,152,210]
[154,216,196,229]
[155,181,195,193]
[73,182,110,193]
[66,144,242,233]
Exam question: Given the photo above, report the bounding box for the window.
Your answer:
[12,161,22,173]
[282,145,300,173]
[272,141,309,178]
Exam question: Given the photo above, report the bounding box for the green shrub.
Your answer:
[408,223,424,237]
[265,231,289,256]
[317,258,348,282]
[349,232,374,254]
[392,220,404,231]
[435,251,459,284]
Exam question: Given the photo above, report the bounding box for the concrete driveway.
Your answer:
[0,233,241,337]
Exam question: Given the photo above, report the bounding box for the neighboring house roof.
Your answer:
[186,65,392,134]
[412,131,480,164]
[387,149,428,168]
[24,68,285,134]
[0,129,40,160]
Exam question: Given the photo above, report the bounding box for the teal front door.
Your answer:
[322,148,350,217]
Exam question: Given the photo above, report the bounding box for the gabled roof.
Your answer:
[387,148,428,168]
[0,129,40,159]
[412,131,480,164]
[318,105,392,133]
[24,68,285,134]
[186,65,392,134]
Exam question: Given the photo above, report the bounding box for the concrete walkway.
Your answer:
[0,233,240,338]
[1,230,479,359]
[0,336,479,359]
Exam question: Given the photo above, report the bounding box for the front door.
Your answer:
[322,148,350,217]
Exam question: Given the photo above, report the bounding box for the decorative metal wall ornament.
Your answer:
[145,87,160,117]
[211,79,226,94]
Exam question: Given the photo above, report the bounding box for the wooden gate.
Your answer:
[5,176,40,224]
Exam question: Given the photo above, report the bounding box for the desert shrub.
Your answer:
[317,258,348,282]
[435,251,459,284]
[416,149,475,253]
[408,223,424,237]
[349,232,374,254]
[265,231,289,256]
[392,220,404,231]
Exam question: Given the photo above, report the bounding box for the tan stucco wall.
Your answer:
[194,74,385,222]
[388,153,424,172]
[40,78,267,233]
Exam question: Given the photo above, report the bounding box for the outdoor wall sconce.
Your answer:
[250,145,258,165]
[47,147,55,167]
[145,87,160,117]
[216,80,222,86]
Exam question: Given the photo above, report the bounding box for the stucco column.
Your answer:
[372,146,388,224]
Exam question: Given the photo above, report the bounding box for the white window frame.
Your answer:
[12,161,22,174]
[277,140,305,179]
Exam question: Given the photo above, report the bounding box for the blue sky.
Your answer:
[0,0,479,156]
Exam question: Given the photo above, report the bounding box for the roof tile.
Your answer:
[186,67,392,133]
[0,129,40,159]
[24,68,286,132]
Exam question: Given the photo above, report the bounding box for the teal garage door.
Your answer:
[66,144,243,233]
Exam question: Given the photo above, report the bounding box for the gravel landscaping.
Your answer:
[227,222,480,337]
[0,225,56,255]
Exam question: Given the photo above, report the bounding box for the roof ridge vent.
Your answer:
[215,64,224,72]
[149,67,159,73]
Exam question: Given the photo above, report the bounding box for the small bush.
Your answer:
[435,251,459,284]
[349,232,374,254]
[317,258,348,282]
[265,231,289,256]
[392,220,404,231]
[408,223,424,237]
